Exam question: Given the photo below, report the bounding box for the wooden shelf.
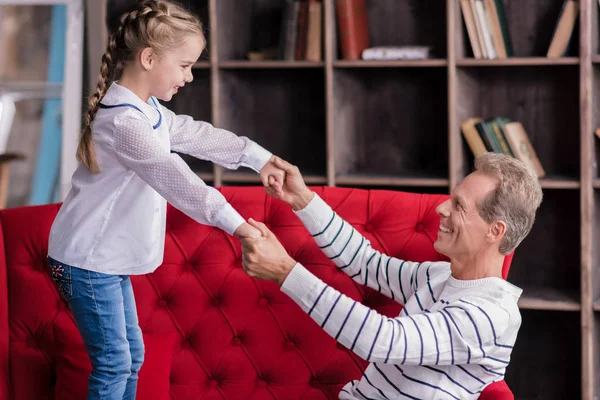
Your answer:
[518,286,580,311]
[333,59,447,68]
[193,61,211,69]
[219,60,325,69]
[335,174,449,187]
[222,172,327,185]
[456,57,579,67]
[457,175,580,190]
[194,172,214,182]
[592,56,600,64]
[539,177,580,189]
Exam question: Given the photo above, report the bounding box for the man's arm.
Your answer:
[263,158,437,305]
[282,263,513,367]
[295,192,440,305]
[240,219,514,368]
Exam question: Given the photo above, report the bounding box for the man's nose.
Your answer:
[436,200,450,217]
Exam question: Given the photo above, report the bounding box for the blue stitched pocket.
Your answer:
[47,259,73,302]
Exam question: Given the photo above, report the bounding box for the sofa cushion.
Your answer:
[52,313,176,400]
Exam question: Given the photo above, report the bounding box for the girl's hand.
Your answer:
[233,222,262,239]
[260,155,286,197]
[263,156,313,211]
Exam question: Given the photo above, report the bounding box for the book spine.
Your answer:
[493,0,513,56]
[295,0,310,60]
[305,0,322,62]
[335,0,370,60]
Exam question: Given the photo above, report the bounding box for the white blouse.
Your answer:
[48,82,271,275]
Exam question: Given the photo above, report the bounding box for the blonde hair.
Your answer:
[77,0,205,173]
[474,152,543,255]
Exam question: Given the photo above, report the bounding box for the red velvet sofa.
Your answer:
[0,186,514,399]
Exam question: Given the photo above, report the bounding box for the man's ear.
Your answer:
[487,220,506,244]
[140,47,154,71]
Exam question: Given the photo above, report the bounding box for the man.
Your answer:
[241,152,542,399]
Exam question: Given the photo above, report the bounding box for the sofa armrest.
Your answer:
[479,380,514,400]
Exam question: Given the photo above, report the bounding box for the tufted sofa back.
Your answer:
[0,186,513,399]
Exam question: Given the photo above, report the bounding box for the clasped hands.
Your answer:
[237,156,315,286]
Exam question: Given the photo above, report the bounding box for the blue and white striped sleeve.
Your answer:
[294,193,423,305]
[281,264,513,367]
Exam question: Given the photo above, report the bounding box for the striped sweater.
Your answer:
[281,193,523,400]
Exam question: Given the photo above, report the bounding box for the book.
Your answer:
[279,0,300,61]
[474,0,497,59]
[491,0,513,56]
[484,0,507,59]
[361,46,431,61]
[475,120,503,153]
[486,117,514,157]
[502,122,546,178]
[295,0,309,60]
[461,118,488,157]
[335,0,369,60]
[547,0,578,58]
[460,0,483,59]
[305,0,322,62]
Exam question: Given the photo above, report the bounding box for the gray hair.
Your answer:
[474,152,543,255]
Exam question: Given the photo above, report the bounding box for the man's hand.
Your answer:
[233,221,262,239]
[264,156,314,211]
[241,218,296,286]
[259,155,286,197]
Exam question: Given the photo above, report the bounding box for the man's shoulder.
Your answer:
[455,286,521,329]
[422,261,452,279]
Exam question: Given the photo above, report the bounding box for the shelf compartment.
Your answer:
[508,190,580,298]
[333,0,446,61]
[333,67,448,180]
[456,0,579,59]
[504,310,580,399]
[216,0,287,62]
[456,66,580,179]
[218,68,326,178]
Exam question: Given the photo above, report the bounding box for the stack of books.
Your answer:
[460,117,545,178]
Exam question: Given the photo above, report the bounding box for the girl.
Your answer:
[46,1,284,398]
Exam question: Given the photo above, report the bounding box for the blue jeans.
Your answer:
[47,257,145,400]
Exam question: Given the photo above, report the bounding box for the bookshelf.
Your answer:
[163,0,596,398]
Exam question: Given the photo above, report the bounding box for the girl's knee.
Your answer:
[129,339,145,373]
[112,346,133,376]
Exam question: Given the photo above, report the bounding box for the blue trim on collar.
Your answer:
[99,98,162,129]
[150,97,162,129]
